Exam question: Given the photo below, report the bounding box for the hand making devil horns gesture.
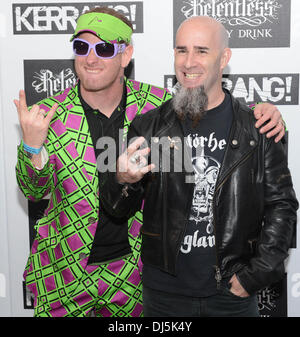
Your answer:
[117,136,155,184]
[14,89,58,150]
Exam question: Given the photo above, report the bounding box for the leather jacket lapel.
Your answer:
[216,96,258,188]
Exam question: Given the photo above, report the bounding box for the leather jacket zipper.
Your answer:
[156,118,194,271]
[174,180,195,272]
[212,149,256,289]
[214,265,222,289]
[212,197,222,289]
[162,150,168,269]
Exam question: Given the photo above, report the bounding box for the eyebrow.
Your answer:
[175,46,209,51]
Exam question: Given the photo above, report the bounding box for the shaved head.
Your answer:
[174,15,232,112]
[176,16,229,50]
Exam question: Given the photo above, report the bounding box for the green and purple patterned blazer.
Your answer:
[16,79,171,305]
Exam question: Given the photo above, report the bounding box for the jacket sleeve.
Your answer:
[99,118,146,218]
[236,136,298,294]
[99,87,171,218]
[16,138,55,202]
[248,102,287,145]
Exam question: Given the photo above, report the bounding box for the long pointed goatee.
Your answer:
[172,84,208,127]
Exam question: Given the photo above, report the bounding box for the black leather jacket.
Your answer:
[100,93,298,295]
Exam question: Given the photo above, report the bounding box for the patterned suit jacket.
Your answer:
[16,79,171,305]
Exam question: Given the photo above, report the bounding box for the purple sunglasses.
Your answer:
[73,38,126,59]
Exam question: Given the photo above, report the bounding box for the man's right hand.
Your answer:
[117,136,155,184]
[14,89,58,149]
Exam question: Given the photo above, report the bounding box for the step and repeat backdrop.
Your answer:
[0,0,300,317]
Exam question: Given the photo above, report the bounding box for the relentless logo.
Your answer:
[257,287,279,316]
[173,0,291,48]
[164,73,299,105]
[13,2,143,34]
[257,277,287,317]
[24,59,77,105]
[24,59,135,105]
[33,68,76,98]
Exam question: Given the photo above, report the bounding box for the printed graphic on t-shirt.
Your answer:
[180,132,226,254]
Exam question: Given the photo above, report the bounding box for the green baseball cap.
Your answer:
[70,12,133,44]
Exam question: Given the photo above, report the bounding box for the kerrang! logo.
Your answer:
[164,74,299,105]
[13,3,142,33]
[32,68,77,98]
[181,0,282,26]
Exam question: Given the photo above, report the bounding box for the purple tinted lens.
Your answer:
[95,43,115,58]
[73,40,89,55]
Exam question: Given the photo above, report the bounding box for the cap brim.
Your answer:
[70,28,120,43]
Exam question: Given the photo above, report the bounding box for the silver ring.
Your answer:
[130,154,140,164]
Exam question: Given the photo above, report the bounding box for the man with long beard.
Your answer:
[14,7,285,317]
[172,84,208,125]
[100,16,298,317]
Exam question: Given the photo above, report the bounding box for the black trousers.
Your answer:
[143,285,259,317]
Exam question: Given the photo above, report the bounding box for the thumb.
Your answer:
[13,99,19,109]
[14,99,21,119]
[45,103,58,124]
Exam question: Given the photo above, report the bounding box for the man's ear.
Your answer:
[220,47,232,71]
[121,44,134,68]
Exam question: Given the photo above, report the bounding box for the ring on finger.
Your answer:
[130,154,140,164]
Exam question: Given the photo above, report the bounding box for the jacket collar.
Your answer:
[52,79,148,193]
[156,90,259,184]
[215,91,259,188]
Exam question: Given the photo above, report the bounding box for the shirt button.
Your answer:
[232,139,238,146]
[88,216,97,224]
[250,140,256,146]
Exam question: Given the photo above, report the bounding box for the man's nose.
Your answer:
[86,47,99,63]
[184,51,197,69]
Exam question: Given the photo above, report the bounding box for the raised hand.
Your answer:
[117,136,155,184]
[14,89,58,149]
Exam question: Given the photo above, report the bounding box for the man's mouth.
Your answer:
[85,68,101,74]
[184,73,201,79]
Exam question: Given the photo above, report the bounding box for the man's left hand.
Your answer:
[229,274,250,298]
[253,103,285,143]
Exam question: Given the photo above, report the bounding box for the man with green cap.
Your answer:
[14,7,285,317]
[15,7,171,317]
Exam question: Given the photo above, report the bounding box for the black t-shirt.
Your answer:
[142,92,233,297]
[78,83,132,264]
